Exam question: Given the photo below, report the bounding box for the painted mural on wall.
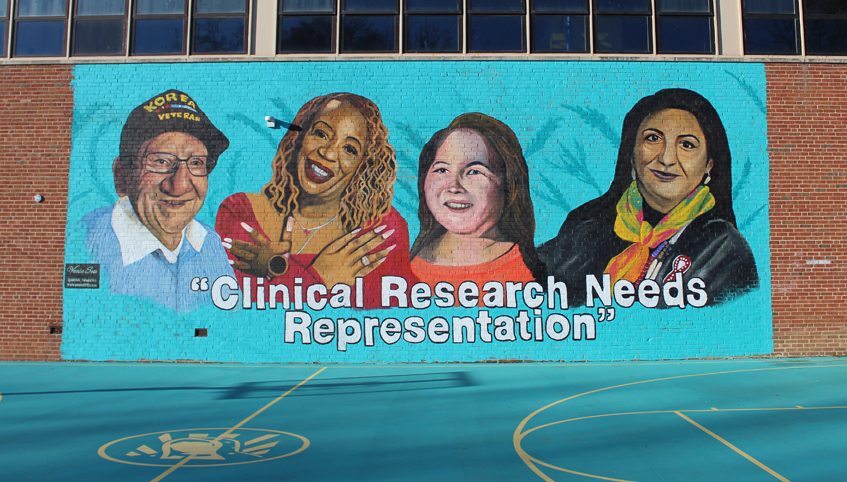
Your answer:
[62,62,771,362]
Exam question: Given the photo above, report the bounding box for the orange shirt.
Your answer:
[411,244,535,288]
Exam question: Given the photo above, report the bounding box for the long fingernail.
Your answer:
[382,229,395,239]
[224,238,232,243]
[352,228,362,235]
[241,222,254,233]
[286,218,293,232]
[374,225,387,233]
[283,253,290,259]
[222,241,232,249]
[228,259,234,265]
[386,244,396,252]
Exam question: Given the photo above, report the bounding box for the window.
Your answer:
[0,0,9,56]
[405,0,461,53]
[341,0,398,53]
[742,0,799,55]
[278,0,335,53]
[531,0,589,53]
[656,0,714,54]
[14,0,68,56]
[73,0,127,56]
[132,0,187,55]
[468,0,526,53]
[593,0,652,53]
[803,0,847,55]
[193,0,248,54]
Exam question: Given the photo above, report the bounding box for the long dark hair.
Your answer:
[410,112,546,281]
[261,93,397,231]
[575,88,736,226]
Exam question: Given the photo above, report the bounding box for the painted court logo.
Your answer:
[98,428,309,467]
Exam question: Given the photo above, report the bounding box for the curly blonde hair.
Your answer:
[261,93,397,231]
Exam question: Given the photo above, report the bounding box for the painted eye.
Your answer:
[645,133,661,142]
[343,145,359,156]
[312,128,328,139]
[467,169,483,175]
[432,167,448,174]
[681,140,697,149]
[187,157,207,168]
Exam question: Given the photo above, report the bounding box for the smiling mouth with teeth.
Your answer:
[304,158,335,184]
[445,202,473,210]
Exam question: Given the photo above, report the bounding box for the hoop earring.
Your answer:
[631,168,636,181]
[704,172,711,185]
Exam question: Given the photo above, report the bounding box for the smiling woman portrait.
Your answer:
[538,88,758,308]
[410,113,546,289]
[215,93,414,308]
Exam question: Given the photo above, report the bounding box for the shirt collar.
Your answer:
[111,197,207,266]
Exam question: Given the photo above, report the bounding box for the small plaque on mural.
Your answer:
[65,264,100,289]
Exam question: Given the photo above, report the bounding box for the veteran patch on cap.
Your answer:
[120,89,229,171]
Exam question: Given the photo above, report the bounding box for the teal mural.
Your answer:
[62,61,771,362]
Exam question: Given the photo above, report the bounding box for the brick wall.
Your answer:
[0,66,73,361]
[767,63,847,357]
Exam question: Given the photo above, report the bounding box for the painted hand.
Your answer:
[310,225,396,287]
[223,218,293,278]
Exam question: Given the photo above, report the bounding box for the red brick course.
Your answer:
[767,63,847,357]
[0,66,73,361]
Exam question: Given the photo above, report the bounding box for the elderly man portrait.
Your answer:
[83,89,234,312]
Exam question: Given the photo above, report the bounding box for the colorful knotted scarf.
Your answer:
[604,181,715,284]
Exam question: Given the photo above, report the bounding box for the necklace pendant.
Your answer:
[303,229,310,234]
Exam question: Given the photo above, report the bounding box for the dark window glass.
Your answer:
[77,0,124,15]
[281,0,333,12]
[595,15,650,52]
[533,15,587,52]
[595,0,650,12]
[469,15,523,51]
[74,18,125,54]
[17,0,66,17]
[0,22,6,53]
[658,16,711,53]
[744,0,794,14]
[407,0,459,12]
[344,0,396,12]
[279,15,333,52]
[469,0,524,12]
[196,0,245,14]
[0,2,6,16]
[534,0,587,11]
[134,18,184,53]
[804,0,847,15]
[805,18,847,54]
[14,21,65,55]
[342,15,395,51]
[658,0,710,12]
[406,15,458,52]
[744,18,797,54]
[136,0,184,15]
[194,17,243,53]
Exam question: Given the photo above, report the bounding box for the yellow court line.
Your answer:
[150,367,326,482]
[675,411,790,482]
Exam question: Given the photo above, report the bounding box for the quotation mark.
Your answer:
[598,307,616,322]
[191,277,209,291]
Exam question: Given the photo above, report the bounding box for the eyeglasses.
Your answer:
[142,152,210,177]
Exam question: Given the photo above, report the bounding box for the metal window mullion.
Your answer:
[524,0,529,53]
[650,0,655,54]
[7,0,15,56]
[186,0,192,55]
[335,0,340,54]
[66,0,73,57]
[396,0,401,53]
[797,0,805,55]
[126,0,132,56]
[588,0,594,53]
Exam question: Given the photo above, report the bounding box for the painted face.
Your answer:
[424,129,504,237]
[125,132,208,247]
[633,108,714,213]
[296,102,368,200]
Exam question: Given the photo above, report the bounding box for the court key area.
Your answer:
[1,358,845,481]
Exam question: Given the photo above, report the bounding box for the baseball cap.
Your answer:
[119,89,229,171]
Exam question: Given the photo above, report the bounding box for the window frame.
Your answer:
[655,0,715,55]
[467,0,527,53]
[13,0,70,57]
[340,0,399,54]
[403,0,462,53]
[191,0,249,55]
[592,0,653,54]
[277,0,337,54]
[530,0,590,54]
[0,0,10,57]
[130,0,189,56]
[71,0,129,56]
[741,0,801,55]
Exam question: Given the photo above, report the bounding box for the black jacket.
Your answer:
[538,205,759,308]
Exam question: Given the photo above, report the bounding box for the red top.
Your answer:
[215,192,416,309]
[411,244,535,288]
